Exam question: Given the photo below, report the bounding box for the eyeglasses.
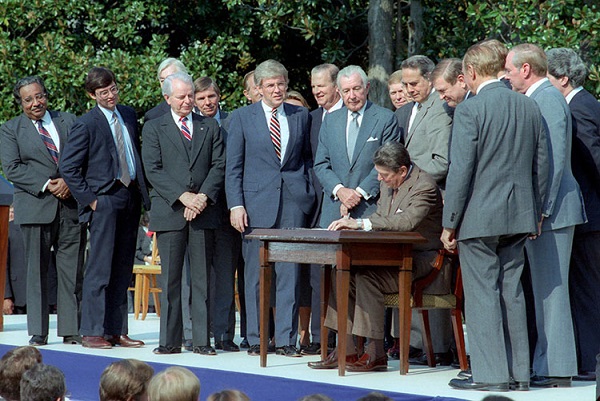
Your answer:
[21,93,47,105]
[95,85,119,99]
[262,82,287,92]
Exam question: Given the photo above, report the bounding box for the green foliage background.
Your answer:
[0,0,599,124]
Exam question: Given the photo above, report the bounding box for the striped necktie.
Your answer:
[269,107,281,160]
[112,113,131,187]
[37,120,59,164]
[180,116,192,141]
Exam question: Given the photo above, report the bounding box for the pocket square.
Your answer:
[395,208,403,214]
[367,136,379,142]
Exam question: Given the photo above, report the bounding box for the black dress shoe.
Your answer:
[300,342,321,355]
[153,346,181,355]
[574,371,596,381]
[457,369,472,379]
[410,350,454,366]
[183,339,193,351]
[29,335,48,346]
[276,345,301,357]
[193,345,217,356]
[530,375,571,388]
[247,343,275,356]
[448,377,509,392]
[510,380,529,391]
[62,335,82,345]
[215,340,240,352]
[239,338,250,349]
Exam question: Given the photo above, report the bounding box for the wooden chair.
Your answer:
[384,249,468,370]
[129,232,161,320]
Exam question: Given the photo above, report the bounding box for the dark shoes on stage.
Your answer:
[275,345,301,357]
[82,336,112,349]
[29,335,48,346]
[449,377,510,392]
[193,345,217,356]
[153,346,182,355]
[409,350,454,366]
[307,349,359,369]
[300,342,322,355]
[62,335,82,345]
[530,375,572,388]
[346,353,388,372]
[239,338,250,349]
[215,340,240,352]
[574,371,596,381]
[106,335,145,348]
[247,343,276,356]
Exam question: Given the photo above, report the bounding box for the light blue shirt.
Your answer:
[98,105,136,180]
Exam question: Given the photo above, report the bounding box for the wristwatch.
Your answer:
[356,218,363,229]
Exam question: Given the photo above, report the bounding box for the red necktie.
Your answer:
[180,116,192,141]
[37,120,59,164]
[269,108,281,160]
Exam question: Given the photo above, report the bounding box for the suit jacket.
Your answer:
[314,101,400,227]
[60,105,150,223]
[144,100,170,123]
[225,101,315,228]
[530,80,586,231]
[569,89,600,232]
[142,112,225,231]
[404,93,453,184]
[369,164,443,251]
[0,111,78,225]
[394,102,414,145]
[443,81,549,240]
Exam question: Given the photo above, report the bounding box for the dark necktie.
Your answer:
[112,113,131,187]
[37,120,58,164]
[180,116,192,141]
[269,107,281,160]
[347,111,360,161]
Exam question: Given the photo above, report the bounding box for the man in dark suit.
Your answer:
[0,76,86,345]
[310,142,447,372]
[226,59,316,357]
[3,206,27,315]
[442,43,549,391]
[192,76,241,352]
[61,67,150,349]
[144,58,188,123]
[143,72,225,355]
[547,47,600,382]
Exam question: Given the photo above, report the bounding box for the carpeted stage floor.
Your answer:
[0,314,594,401]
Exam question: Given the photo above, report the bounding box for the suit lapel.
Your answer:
[393,166,418,211]
[50,111,68,153]
[161,114,190,163]
[351,102,376,166]
[281,103,296,166]
[93,106,118,168]
[254,102,280,166]
[20,114,55,165]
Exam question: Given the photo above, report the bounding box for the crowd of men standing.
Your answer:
[1,38,599,396]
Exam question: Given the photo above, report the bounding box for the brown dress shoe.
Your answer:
[346,353,388,372]
[106,335,144,348]
[307,348,359,369]
[82,336,112,349]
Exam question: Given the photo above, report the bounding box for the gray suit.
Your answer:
[314,101,400,227]
[0,111,85,338]
[525,79,585,376]
[142,111,225,348]
[443,80,549,383]
[404,92,453,185]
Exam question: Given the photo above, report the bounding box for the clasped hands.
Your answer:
[48,178,71,200]
[179,192,208,221]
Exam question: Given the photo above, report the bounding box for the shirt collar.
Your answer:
[525,77,548,97]
[565,86,584,104]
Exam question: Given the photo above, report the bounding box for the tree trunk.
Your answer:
[395,0,408,69]
[368,0,394,108]
[408,0,423,56]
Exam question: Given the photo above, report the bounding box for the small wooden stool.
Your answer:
[130,265,161,320]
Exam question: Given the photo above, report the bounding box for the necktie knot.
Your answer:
[352,111,359,121]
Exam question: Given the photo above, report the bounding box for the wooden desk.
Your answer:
[246,228,426,376]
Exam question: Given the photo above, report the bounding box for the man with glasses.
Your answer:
[61,67,150,349]
[0,76,86,346]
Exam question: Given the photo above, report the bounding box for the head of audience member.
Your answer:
[163,72,195,118]
[193,77,221,118]
[255,60,289,109]
[480,396,515,401]
[401,55,435,104]
[85,67,119,111]
[12,76,49,120]
[298,394,333,401]
[546,48,588,97]
[19,364,65,401]
[9,204,15,222]
[147,367,200,401]
[243,71,262,104]
[99,359,154,401]
[285,90,310,108]
[505,43,548,94]
[311,63,341,111]
[431,58,469,107]
[355,392,393,401]
[0,346,43,401]
[157,58,188,89]
[387,70,410,110]
[479,39,509,78]
[206,389,250,401]
[336,65,369,112]
[373,142,411,190]
[462,42,505,94]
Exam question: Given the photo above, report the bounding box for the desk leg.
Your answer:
[321,265,331,361]
[398,253,413,375]
[260,262,273,368]
[336,251,351,376]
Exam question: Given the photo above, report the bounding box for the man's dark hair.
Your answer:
[85,67,117,95]
[99,359,154,401]
[12,76,48,104]
[356,392,394,401]
[373,142,411,173]
[401,55,435,80]
[20,364,65,401]
[194,76,221,97]
[0,346,43,401]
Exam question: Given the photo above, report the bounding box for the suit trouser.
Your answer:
[570,231,600,373]
[210,223,241,341]
[243,189,304,347]
[459,234,530,383]
[158,227,214,348]
[22,203,85,337]
[526,225,577,376]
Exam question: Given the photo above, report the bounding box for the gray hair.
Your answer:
[13,76,47,103]
[546,48,588,88]
[254,59,289,87]
[401,55,435,80]
[162,72,194,96]
[336,65,368,88]
[157,58,187,80]
[311,64,339,84]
